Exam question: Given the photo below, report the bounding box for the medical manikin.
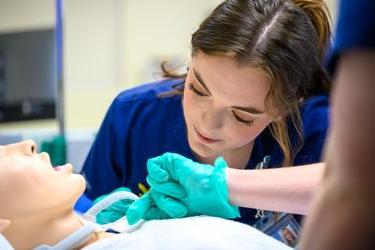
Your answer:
[0,141,291,249]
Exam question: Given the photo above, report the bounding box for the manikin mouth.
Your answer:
[54,164,73,173]
[54,166,62,171]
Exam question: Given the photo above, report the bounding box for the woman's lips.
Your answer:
[194,127,221,144]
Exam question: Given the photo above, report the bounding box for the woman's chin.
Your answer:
[190,142,220,159]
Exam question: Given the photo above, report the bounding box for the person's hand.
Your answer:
[94,187,133,224]
[127,153,240,225]
[126,191,188,224]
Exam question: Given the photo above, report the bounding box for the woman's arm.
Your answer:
[127,154,326,224]
[226,163,325,215]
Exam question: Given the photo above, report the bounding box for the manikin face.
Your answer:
[0,140,85,218]
[183,51,275,159]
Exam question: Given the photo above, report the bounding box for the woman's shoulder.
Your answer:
[300,95,329,113]
[294,95,329,164]
[102,78,185,132]
[112,78,184,106]
[251,97,329,168]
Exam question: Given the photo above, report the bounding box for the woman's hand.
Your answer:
[94,187,134,224]
[126,153,240,225]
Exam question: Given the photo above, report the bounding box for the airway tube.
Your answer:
[0,234,14,250]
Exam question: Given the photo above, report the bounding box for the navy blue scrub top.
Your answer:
[328,0,375,73]
[79,78,329,226]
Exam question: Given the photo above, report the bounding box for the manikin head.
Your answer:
[0,140,86,248]
[0,140,85,219]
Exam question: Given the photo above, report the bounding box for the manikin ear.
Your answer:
[0,219,11,232]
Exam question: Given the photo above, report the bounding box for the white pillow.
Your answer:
[84,216,292,250]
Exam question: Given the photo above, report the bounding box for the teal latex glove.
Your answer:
[94,187,133,224]
[127,153,240,225]
[126,190,188,224]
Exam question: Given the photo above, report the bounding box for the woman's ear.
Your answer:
[0,219,11,232]
[276,115,284,121]
[272,114,283,122]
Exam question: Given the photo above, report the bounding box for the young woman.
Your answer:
[0,140,292,249]
[81,0,331,241]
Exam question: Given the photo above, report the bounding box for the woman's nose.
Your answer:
[201,107,224,130]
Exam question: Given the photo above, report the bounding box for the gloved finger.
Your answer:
[111,200,134,212]
[126,193,153,225]
[214,156,228,169]
[148,152,187,180]
[147,158,170,182]
[102,199,133,213]
[96,199,133,224]
[146,175,186,198]
[150,191,187,218]
[143,206,171,221]
[96,209,124,224]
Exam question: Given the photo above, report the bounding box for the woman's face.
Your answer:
[0,140,85,218]
[183,51,275,159]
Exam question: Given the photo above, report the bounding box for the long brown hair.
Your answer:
[163,0,331,167]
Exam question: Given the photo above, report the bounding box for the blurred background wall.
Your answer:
[0,0,227,131]
[0,0,337,170]
[0,0,337,131]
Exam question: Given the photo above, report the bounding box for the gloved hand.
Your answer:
[94,187,133,224]
[127,153,240,225]
[126,190,188,224]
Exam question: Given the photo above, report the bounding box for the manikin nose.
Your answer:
[15,140,36,155]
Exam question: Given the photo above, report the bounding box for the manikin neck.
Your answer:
[3,208,94,249]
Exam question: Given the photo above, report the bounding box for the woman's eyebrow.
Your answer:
[192,68,211,94]
[232,105,265,115]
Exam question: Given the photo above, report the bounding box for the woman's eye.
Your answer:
[188,83,208,97]
[231,111,254,127]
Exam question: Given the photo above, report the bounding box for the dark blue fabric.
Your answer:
[79,79,329,226]
[74,193,93,213]
[328,0,375,73]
